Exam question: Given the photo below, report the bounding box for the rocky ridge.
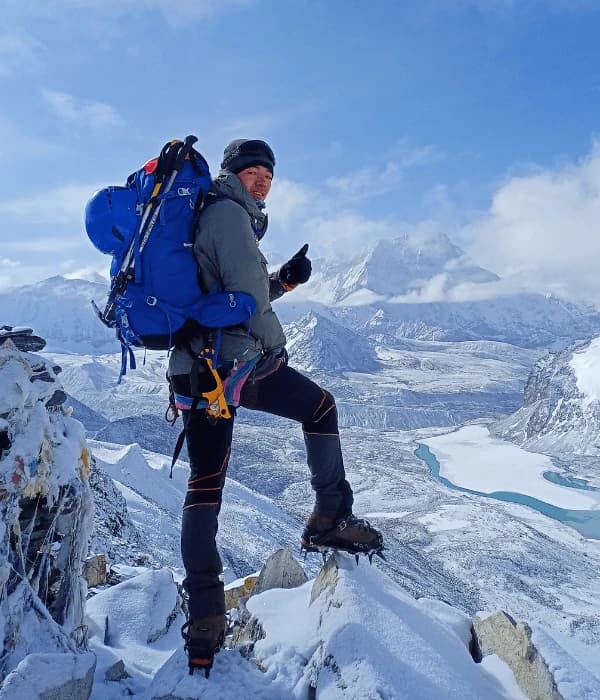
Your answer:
[0,327,95,696]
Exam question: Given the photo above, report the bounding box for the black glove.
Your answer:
[279,244,312,288]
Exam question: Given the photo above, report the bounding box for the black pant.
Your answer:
[181,362,353,618]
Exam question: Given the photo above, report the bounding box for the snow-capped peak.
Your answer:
[311,232,498,304]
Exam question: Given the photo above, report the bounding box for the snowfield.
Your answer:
[422,424,600,511]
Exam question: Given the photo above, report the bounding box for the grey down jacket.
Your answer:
[168,169,287,378]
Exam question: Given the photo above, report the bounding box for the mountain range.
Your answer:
[2,229,600,698]
[3,232,600,354]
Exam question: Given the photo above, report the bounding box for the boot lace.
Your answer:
[338,515,372,531]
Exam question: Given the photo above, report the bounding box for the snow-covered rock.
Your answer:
[0,651,96,700]
[243,553,504,700]
[473,611,562,700]
[151,552,526,700]
[0,337,93,686]
[492,335,600,455]
[86,568,184,698]
[251,548,308,595]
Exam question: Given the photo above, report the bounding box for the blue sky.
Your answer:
[2,1,600,302]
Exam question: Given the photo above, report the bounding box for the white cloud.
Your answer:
[266,174,407,258]
[62,265,109,283]
[2,237,83,254]
[0,260,47,291]
[327,141,440,201]
[388,273,450,304]
[388,275,534,304]
[0,245,109,291]
[0,183,102,226]
[305,212,400,256]
[0,257,20,268]
[327,163,403,200]
[42,89,123,129]
[268,178,313,229]
[465,141,600,303]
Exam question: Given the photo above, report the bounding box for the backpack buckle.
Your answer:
[146,296,158,306]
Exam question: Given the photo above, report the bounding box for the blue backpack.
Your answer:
[85,136,256,378]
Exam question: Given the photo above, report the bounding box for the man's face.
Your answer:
[237,165,273,201]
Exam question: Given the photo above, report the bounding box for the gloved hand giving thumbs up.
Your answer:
[278,243,312,290]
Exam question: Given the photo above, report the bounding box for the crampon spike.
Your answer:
[355,554,360,565]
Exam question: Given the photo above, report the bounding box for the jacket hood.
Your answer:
[213,170,268,239]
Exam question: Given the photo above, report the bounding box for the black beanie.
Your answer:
[221,139,275,175]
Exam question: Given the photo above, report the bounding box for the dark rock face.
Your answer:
[88,455,141,563]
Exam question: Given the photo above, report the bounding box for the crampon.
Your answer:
[181,616,225,678]
[300,514,385,565]
[301,541,386,565]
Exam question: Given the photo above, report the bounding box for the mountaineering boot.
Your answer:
[181,614,226,677]
[301,512,384,556]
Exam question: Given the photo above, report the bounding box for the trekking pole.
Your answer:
[101,135,198,325]
[138,135,197,253]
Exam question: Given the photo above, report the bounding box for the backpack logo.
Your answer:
[85,135,256,379]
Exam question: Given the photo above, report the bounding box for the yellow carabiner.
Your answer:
[201,354,231,420]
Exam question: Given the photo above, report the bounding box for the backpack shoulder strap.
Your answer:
[201,190,226,210]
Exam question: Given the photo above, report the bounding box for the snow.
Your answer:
[418,509,473,532]
[479,656,528,700]
[570,335,600,404]
[85,553,539,700]
[148,646,287,699]
[245,556,519,699]
[0,652,96,700]
[0,343,89,504]
[531,625,600,699]
[86,569,182,698]
[423,424,600,511]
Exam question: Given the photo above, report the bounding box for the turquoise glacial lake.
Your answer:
[415,443,600,540]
